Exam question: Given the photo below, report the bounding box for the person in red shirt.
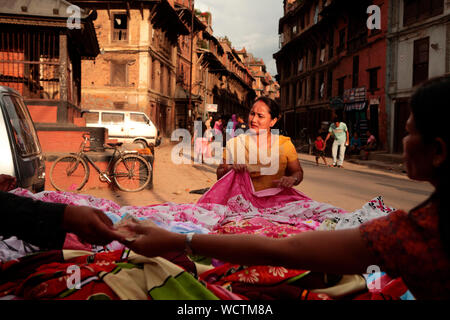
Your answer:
[123,75,450,299]
[314,134,328,166]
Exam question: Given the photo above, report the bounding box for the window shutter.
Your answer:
[413,37,429,86]
[403,0,418,26]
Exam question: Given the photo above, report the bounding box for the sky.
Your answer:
[195,0,283,77]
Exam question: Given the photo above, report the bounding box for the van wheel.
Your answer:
[134,140,148,149]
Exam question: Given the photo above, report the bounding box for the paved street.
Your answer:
[85,142,434,213]
[296,154,433,212]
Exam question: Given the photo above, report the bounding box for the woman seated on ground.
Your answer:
[123,75,450,300]
[348,132,362,155]
[216,97,303,191]
[361,130,377,160]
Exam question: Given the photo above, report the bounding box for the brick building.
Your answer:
[274,0,389,148]
[235,48,280,100]
[387,0,449,153]
[195,13,256,119]
[72,0,189,136]
[173,0,206,130]
[0,0,99,124]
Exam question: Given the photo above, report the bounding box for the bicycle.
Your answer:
[50,133,152,192]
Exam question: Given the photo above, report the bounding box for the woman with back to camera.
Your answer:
[124,75,450,299]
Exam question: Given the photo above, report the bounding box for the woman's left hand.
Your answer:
[273,176,297,188]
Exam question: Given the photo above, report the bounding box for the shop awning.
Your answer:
[345,101,366,111]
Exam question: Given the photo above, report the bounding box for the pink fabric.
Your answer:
[198,170,311,209]
[63,233,93,251]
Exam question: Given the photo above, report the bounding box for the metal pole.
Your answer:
[188,0,195,130]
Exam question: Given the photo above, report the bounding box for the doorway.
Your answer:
[393,99,410,153]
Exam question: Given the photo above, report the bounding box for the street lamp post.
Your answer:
[188,0,195,131]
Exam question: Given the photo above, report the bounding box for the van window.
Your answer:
[82,112,99,124]
[101,112,124,124]
[130,113,148,124]
[2,95,41,157]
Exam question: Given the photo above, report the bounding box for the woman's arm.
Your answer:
[125,223,376,275]
[274,158,304,188]
[282,159,303,187]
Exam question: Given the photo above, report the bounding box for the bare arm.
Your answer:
[286,159,303,184]
[274,159,304,188]
[125,223,376,275]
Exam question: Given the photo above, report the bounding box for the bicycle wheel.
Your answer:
[50,155,89,191]
[113,154,151,192]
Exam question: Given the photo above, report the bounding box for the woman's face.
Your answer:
[248,101,277,134]
[402,113,434,182]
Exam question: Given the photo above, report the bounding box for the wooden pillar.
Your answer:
[58,33,69,123]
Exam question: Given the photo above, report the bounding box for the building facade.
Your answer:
[72,0,189,137]
[387,0,449,153]
[0,0,99,124]
[275,0,389,148]
[195,14,256,119]
[236,48,280,100]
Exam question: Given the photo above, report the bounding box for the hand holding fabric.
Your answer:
[273,176,297,189]
[62,205,126,246]
[120,220,184,257]
[0,174,17,192]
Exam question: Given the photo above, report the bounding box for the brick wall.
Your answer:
[27,105,58,123]
[38,130,87,153]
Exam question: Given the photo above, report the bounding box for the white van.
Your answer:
[81,109,160,148]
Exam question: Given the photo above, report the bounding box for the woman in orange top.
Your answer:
[216,97,304,191]
[124,75,450,300]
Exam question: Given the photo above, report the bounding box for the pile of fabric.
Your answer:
[0,171,412,300]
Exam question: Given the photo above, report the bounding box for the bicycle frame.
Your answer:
[75,134,139,183]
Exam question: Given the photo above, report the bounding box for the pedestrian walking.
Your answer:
[313,134,328,166]
[192,118,207,164]
[226,114,238,139]
[205,115,213,130]
[324,117,349,168]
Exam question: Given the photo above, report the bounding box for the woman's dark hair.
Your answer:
[410,74,450,255]
[254,96,281,120]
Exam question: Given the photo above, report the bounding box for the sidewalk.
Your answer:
[298,150,407,175]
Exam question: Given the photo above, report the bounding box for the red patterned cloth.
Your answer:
[215,218,316,238]
[359,200,450,300]
[199,263,332,300]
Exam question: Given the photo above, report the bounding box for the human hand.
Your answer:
[273,176,297,188]
[120,220,185,257]
[62,205,126,246]
[0,174,17,192]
